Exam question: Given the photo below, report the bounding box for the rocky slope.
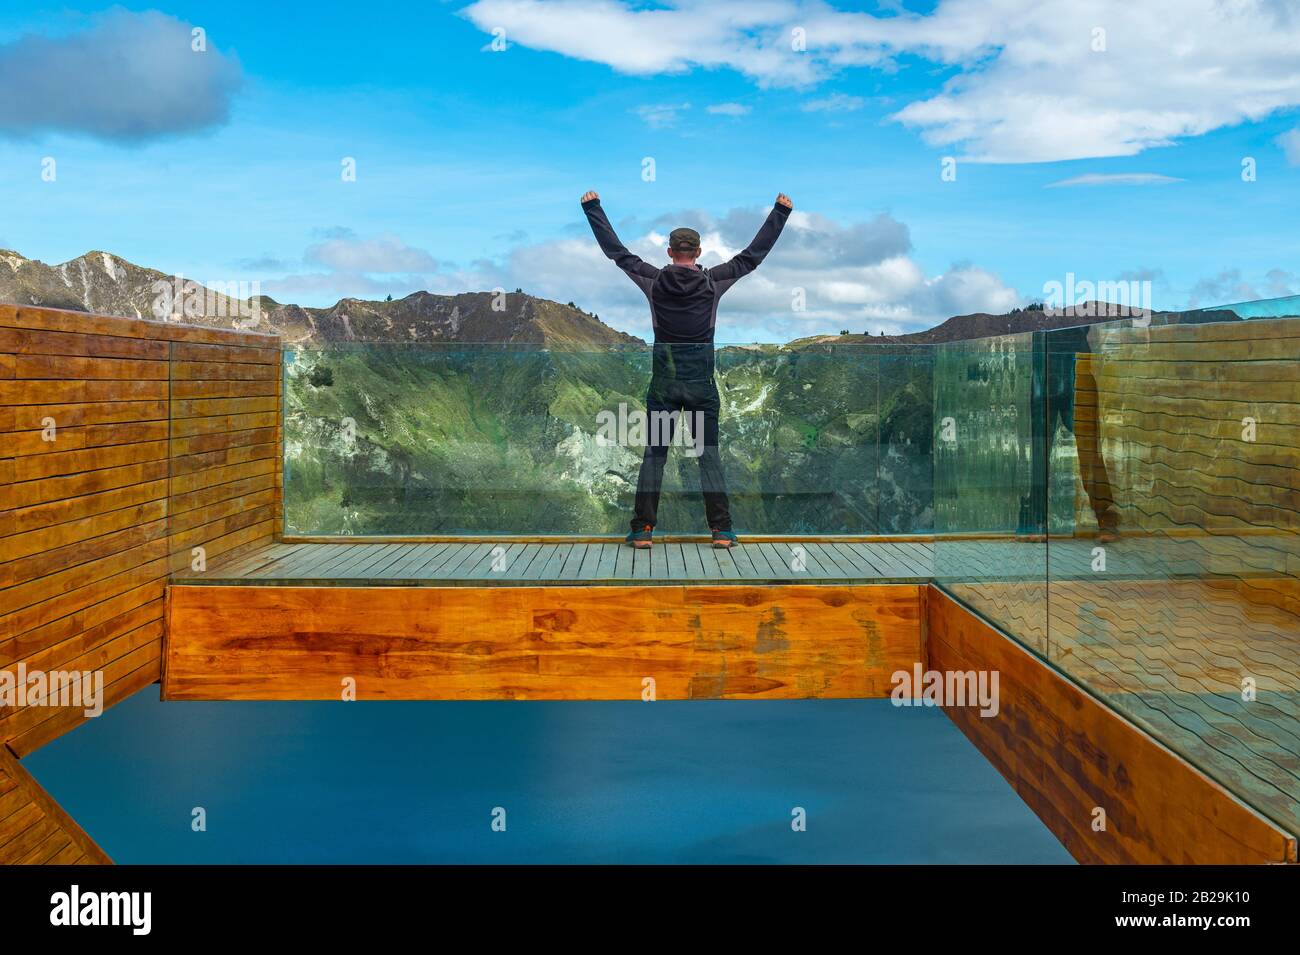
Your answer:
[790,302,1243,347]
[0,248,641,347]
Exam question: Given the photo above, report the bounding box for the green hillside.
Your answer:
[285,342,934,536]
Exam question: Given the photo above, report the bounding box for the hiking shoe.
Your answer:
[711,528,738,549]
[626,526,653,549]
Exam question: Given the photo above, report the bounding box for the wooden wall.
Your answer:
[1077,318,1299,545]
[928,586,1296,864]
[0,742,110,864]
[164,583,923,700]
[1,304,280,755]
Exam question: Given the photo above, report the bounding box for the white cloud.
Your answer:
[634,102,691,127]
[0,10,242,142]
[460,0,835,86]
[305,234,439,273]
[1278,128,1300,166]
[1264,268,1299,298]
[253,209,1019,339]
[265,233,466,301]
[461,0,1300,162]
[500,205,1020,338]
[1184,268,1300,308]
[1046,173,1184,188]
[706,102,751,116]
[266,265,492,302]
[1118,267,1165,285]
[801,93,866,113]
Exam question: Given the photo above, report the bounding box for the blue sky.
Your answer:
[1,1,1298,341]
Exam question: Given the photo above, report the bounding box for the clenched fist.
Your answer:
[581,190,600,203]
[775,193,793,209]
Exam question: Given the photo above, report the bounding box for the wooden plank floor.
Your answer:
[0,745,110,865]
[1048,579,1300,839]
[936,532,1300,583]
[174,539,936,586]
[935,532,1300,840]
[175,532,1297,587]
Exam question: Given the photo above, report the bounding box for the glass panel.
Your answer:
[878,344,935,537]
[283,341,934,537]
[1044,310,1300,834]
[1185,292,1300,321]
[931,332,1046,653]
[705,343,885,535]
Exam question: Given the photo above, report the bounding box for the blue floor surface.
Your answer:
[25,689,1072,864]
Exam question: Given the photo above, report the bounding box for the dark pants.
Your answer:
[631,377,731,531]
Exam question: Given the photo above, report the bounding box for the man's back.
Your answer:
[646,264,716,344]
[581,194,792,378]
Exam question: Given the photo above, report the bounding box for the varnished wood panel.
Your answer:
[1102,317,1300,345]
[163,583,923,701]
[1,305,282,757]
[0,745,111,864]
[927,586,1297,864]
[0,303,278,348]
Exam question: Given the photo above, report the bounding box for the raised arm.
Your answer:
[581,191,658,293]
[708,193,793,288]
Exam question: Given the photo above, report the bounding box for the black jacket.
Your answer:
[583,198,791,380]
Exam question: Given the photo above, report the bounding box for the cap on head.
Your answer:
[668,227,701,254]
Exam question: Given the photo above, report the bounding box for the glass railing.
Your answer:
[932,331,1047,652]
[933,294,1300,835]
[282,341,934,536]
[1185,292,1300,321]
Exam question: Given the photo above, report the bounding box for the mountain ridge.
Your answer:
[1,247,1231,347]
[0,248,642,347]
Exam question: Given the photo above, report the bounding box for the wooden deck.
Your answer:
[1050,578,1300,839]
[938,532,1300,840]
[7,304,1300,865]
[163,530,1300,848]
[173,539,938,585]
[929,587,1296,864]
[174,532,1300,588]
